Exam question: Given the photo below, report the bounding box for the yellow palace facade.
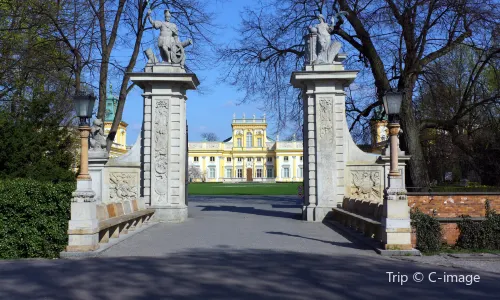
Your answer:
[103,89,130,158]
[188,115,304,183]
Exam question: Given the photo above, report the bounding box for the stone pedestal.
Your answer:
[382,175,412,250]
[378,154,410,191]
[130,64,199,222]
[66,178,99,251]
[291,59,358,222]
[88,151,109,203]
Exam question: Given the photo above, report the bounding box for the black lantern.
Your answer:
[383,90,403,123]
[73,91,96,126]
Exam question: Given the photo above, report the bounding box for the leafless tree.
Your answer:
[188,164,201,180]
[201,132,218,141]
[219,0,500,187]
[89,0,217,150]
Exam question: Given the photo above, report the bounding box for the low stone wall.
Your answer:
[328,198,383,241]
[97,198,146,220]
[341,197,383,220]
[95,198,154,244]
[339,194,500,246]
[408,193,500,245]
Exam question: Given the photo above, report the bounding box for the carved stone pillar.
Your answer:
[130,66,199,222]
[291,57,358,221]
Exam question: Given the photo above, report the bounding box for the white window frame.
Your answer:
[194,157,199,162]
[283,167,290,178]
[210,156,215,162]
[246,132,253,147]
[256,169,262,178]
[237,168,243,178]
[208,167,216,178]
[226,168,232,178]
[284,156,289,162]
[267,157,272,162]
[298,167,303,178]
[238,157,243,162]
[257,138,262,147]
[237,138,242,147]
[227,157,231,162]
[247,157,252,162]
[267,167,274,178]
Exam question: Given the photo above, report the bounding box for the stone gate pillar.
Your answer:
[291,57,358,222]
[130,65,199,222]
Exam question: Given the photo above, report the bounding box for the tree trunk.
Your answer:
[97,60,108,120]
[105,1,147,151]
[400,86,430,190]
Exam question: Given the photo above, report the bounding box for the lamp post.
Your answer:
[65,91,99,253]
[381,90,413,251]
[382,90,403,177]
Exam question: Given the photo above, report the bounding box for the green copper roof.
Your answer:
[104,91,118,122]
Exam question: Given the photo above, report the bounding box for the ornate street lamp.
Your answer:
[65,91,99,253]
[381,89,413,251]
[73,91,96,180]
[383,90,403,177]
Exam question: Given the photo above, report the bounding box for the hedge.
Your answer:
[410,208,443,253]
[457,200,500,250]
[0,179,74,259]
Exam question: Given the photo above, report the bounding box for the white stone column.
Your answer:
[291,61,358,221]
[142,93,152,204]
[131,66,199,222]
[275,156,280,180]
[217,156,223,181]
[232,156,236,180]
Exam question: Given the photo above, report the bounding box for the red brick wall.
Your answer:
[408,194,500,218]
[408,194,500,246]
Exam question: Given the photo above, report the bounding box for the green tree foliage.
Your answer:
[0,92,77,183]
[0,0,77,183]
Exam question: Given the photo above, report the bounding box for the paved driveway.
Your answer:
[1,196,499,299]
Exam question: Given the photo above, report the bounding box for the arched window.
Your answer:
[246,132,253,147]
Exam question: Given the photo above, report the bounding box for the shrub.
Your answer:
[457,200,500,250]
[410,208,443,253]
[0,179,74,259]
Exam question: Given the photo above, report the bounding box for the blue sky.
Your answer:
[120,0,277,145]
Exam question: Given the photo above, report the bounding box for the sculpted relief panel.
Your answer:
[319,97,334,143]
[349,170,382,201]
[154,100,169,202]
[109,173,138,202]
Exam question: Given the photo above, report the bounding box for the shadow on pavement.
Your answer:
[196,205,301,220]
[0,249,498,300]
[266,231,372,251]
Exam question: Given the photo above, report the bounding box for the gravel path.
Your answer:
[1,195,499,299]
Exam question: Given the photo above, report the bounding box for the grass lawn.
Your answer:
[188,182,302,195]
